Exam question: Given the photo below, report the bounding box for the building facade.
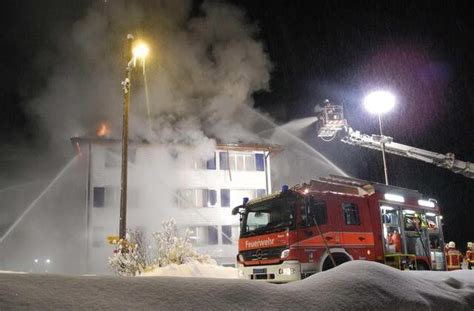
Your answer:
[72,137,278,274]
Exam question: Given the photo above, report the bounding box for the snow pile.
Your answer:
[0,261,473,310]
[141,261,237,279]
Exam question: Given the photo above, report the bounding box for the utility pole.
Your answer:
[119,34,134,240]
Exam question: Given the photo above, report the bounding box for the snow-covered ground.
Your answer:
[1,261,473,310]
[140,261,238,278]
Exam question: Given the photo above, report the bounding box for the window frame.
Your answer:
[342,202,361,226]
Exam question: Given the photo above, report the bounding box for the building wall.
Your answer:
[85,142,271,274]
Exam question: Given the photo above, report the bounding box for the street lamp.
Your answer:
[363,90,395,185]
[119,35,149,240]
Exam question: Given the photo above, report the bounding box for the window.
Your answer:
[230,189,258,208]
[208,226,218,245]
[242,198,296,235]
[177,189,217,208]
[192,159,207,170]
[188,226,218,246]
[301,198,327,226]
[93,187,105,207]
[206,153,216,170]
[343,203,360,225]
[208,190,217,206]
[255,154,265,171]
[311,199,328,225]
[222,225,233,244]
[221,189,230,207]
[219,152,229,170]
[229,153,256,171]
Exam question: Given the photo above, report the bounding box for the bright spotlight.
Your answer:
[34,259,39,263]
[363,90,395,114]
[45,259,51,264]
[132,42,149,60]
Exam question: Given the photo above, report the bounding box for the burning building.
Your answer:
[71,136,280,274]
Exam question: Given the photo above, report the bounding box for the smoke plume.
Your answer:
[31,0,272,152]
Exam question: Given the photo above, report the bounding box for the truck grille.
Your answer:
[241,246,287,261]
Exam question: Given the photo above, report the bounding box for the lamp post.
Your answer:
[119,35,149,240]
[363,90,395,185]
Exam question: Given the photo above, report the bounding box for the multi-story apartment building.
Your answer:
[71,137,280,274]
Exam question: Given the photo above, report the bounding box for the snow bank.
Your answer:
[140,262,238,278]
[0,261,473,310]
[0,270,26,274]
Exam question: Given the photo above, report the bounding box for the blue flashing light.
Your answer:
[281,185,289,193]
[243,197,249,205]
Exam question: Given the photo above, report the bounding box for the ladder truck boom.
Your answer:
[317,101,474,179]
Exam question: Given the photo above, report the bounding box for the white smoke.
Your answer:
[31,0,272,152]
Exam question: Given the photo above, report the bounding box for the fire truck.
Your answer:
[232,175,446,282]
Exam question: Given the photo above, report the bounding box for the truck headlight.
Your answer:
[281,249,290,259]
[279,268,295,275]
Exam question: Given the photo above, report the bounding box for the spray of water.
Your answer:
[0,156,78,245]
[142,60,153,138]
[243,105,347,177]
[0,181,43,194]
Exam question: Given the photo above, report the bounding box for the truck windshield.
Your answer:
[241,197,295,236]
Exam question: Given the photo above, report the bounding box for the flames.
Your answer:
[96,122,111,137]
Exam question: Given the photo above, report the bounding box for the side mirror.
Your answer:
[232,205,243,216]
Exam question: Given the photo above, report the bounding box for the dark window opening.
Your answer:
[93,187,105,207]
[219,152,229,170]
[343,203,360,225]
[208,226,218,245]
[207,189,217,207]
[255,154,265,171]
[303,197,328,226]
[221,189,230,207]
[206,153,216,170]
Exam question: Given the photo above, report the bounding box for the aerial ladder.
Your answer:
[316,101,474,179]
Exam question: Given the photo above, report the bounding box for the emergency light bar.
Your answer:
[384,193,405,203]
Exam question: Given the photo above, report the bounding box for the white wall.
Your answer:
[86,143,271,273]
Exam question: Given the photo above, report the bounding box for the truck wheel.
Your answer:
[322,253,351,271]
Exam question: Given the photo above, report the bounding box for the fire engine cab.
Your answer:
[232,175,446,282]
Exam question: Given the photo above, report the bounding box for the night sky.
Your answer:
[1,1,473,249]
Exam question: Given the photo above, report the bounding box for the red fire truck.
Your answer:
[232,175,446,282]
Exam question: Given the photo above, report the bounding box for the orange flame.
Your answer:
[96,122,111,137]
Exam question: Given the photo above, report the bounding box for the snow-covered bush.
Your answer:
[153,219,215,266]
[109,219,214,276]
[108,229,150,276]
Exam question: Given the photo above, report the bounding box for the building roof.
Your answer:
[70,137,283,153]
